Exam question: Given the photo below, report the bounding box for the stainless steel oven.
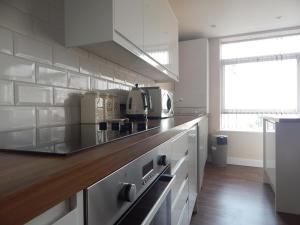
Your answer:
[84,144,174,225]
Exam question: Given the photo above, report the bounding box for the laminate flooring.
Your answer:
[190,164,300,225]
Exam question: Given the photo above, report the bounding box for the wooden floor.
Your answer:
[190,164,300,225]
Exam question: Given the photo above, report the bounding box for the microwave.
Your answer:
[143,87,174,118]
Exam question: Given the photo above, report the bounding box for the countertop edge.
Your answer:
[0,116,202,225]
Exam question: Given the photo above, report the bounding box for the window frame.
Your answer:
[220,39,300,132]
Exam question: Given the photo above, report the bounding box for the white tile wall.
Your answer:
[37,107,66,127]
[68,72,90,90]
[0,80,14,105]
[0,129,36,149]
[0,106,36,131]
[79,57,99,76]
[0,2,33,36]
[0,26,13,54]
[37,65,67,87]
[14,33,52,64]
[54,88,82,106]
[0,53,35,82]
[53,47,80,72]
[15,83,53,105]
[0,1,155,136]
[38,126,66,145]
[91,78,108,90]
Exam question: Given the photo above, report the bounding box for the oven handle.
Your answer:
[141,174,176,225]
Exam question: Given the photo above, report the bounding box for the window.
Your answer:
[221,35,300,131]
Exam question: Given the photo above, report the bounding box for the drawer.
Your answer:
[26,191,84,225]
[170,131,188,170]
[171,157,188,203]
[171,178,189,225]
[177,198,189,225]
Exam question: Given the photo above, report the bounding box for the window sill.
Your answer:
[220,129,263,133]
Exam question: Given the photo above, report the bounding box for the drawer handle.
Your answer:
[185,174,189,180]
[185,150,189,156]
[186,197,189,203]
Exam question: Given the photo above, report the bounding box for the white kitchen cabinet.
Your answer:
[25,191,84,225]
[263,117,300,215]
[65,0,179,81]
[170,124,202,225]
[175,39,209,114]
[198,115,208,190]
[114,0,143,50]
[187,125,198,219]
[143,0,179,76]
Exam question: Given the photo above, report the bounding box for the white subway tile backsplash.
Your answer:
[37,107,65,127]
[53,47,79,72]
[0,53,35,82]
[79,57,99,75]
[91,78,107,90]
[0,0,154,133]
[0,27,13,54]
[30,0,50,22]
[0,129,36,149]
[99,61,114,78]
[68,72,90,90]
[37,65,67,87]
[0,80,14,105]
[38,126,65,145]
[0,2,33,36]
[14,33,52,64]
[108,81,118,90]
[15,83,53,105]
[1,0,32,14]
[0,106,36,131]
[54,88,82,106]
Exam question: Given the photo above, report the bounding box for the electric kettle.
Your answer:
[126,84,150,120]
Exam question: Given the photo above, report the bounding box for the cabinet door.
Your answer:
[25,191,84,225]
[143,0,163,63]
[198,116,208,190]
[161,0,178,75]
[114,0,143,50]
[263,119,276,191]
[188,125,198,216]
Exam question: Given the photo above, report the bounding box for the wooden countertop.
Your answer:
[0,115,202,225]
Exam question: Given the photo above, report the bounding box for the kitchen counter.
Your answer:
[0,115,202,225]
[264,114,300,123]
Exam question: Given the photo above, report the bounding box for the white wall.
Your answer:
[208,38,263,167]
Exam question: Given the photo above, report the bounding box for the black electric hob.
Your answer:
[0,121,160,155]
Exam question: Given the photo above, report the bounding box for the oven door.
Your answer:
[116,173,175,225]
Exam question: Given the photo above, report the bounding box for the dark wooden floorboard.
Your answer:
[190,164,300,225]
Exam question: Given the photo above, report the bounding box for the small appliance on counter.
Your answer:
[81,91,122,124]
[126,84,150,121]
[143,87,174,119]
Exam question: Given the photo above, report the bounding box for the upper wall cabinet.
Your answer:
[65,0,179,82]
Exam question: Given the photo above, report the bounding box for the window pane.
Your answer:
[221,35,300,59]
[221,114,264,131]
[224,59,297,112]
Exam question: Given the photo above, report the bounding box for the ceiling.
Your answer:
[168,0,300,40]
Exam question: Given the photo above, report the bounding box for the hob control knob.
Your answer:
[158,155,167,166]
[120,183,136,202]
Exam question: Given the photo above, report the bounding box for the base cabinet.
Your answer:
[263,118,300,215]
[170,120,208,225]
[25,192,84,225]
[198,116,208,191]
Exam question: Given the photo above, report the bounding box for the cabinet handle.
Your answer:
[185,150,189,156]
[185,174,189,180]
[186,197,189,203]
